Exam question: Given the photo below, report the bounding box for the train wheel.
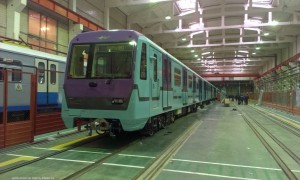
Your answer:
[170,113,175,123]
[161,116,167,129]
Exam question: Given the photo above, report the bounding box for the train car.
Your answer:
[0,42,66,121]
[61,30,218,136]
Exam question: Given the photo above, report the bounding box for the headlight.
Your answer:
[111,98,124,104]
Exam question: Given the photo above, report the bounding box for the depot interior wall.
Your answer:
[297,35,300,53]
[0,0,7,36]
[20,8,28,42]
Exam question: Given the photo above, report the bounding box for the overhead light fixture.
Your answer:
[182,38,186,41]
[252,52,256,54]
[191,50,195,53]
[201,52,210,55]
[194,55,198,57]
[165,16,171,20]
[270,20,278,26]
[238,50,249,53]
[264,32,269,36]
[255,47,260,50]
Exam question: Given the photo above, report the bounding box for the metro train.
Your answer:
[0,42,66,122]
[61,30,219,136]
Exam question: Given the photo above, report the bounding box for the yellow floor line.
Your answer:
[0,156,36,167]
[50,134,98,150]
[268,113,300,128]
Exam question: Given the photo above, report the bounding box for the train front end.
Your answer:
[61,30,141,135]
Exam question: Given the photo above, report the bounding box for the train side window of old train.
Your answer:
[153,54,157,81]
[140,43,147,80]
[0,59,22,82]
[38,62,45,84]
[174,68,181,86]
[50,64,56,84]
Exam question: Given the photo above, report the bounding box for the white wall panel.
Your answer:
[77,0,104,27]
[297,35,300,53]
[55,0,68,8]
[0,0,6,36]
[130,23,142,32]
[57,21,69,54]
[109,8,126,29]
[20,8,28,41]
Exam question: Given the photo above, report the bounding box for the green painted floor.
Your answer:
[157,102,300,180]
[0,102,299,179]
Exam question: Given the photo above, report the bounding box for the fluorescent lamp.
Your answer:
[165,16,171,20]
[201,52,210,55]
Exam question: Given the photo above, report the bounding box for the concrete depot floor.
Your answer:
[0,101,299,179]
[157,102,300,180]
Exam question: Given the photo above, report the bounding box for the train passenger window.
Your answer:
[168,61,171,84]
[38,62,45,84]
[50,64,56,84]
[153,54,157,81]
[12,69,22,82]
[174,68,181,86]
[140,43,147,80]
[188,75,192,88]
[0,67,3,81]
[0,59,22,82]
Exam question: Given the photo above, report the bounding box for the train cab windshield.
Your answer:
[68,42,133,79]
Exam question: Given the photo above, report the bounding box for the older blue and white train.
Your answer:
[61,30,219,136]
[0,42,65,122]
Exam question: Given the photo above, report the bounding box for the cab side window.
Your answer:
[140,43,147,80]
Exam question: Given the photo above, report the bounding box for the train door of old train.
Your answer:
[149,47,161,109]
[35,59,59,105]
[48,61,59,104]
[35,59,47,105]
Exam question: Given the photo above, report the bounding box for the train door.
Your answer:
[193,75,196,102]
[48,61,59,104]
[182,68,187,105]
[149,47,161,109]
[199,78,203,101]
[162,56,171,110]
[35,59,47,105]
[35,59,59,105]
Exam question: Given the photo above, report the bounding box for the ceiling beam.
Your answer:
[163,39,294,49]
[142,20,300,35]
[200,73,259,77]
[129,6,297,24]
[153,32,296,43]
[105,0,174,7]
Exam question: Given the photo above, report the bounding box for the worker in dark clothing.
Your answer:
[244,94,249,105]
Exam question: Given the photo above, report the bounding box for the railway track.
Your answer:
[0,133,104,174]
[235,104,299,180]
[248,105,300,138]
[0,129,85,155]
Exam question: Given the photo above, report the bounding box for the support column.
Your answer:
[68,0,83,41]
[69,23,83,41]
[104,7,110,30]
[6,0,27,40]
